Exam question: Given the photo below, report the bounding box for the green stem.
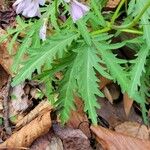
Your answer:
[91,27,111,35]
[113,0,150,29]
[110,0,126,25]
[119,29,143,35]
[91,0,150,35]
[55,0,58,17]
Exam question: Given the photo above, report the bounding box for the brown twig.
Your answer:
[2,75,12,135]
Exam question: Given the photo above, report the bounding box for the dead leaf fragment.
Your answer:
[0,28,17,76]
[97,98,142,128]
[102,87,113,104]
[102,84,120,104]
[11,83,29,112]
[53,123,92,150]
[123,93,133,117]
[0,110,52,149]
[30,131,63,150]
[106,0,120,8]
[115,121,149,140]
[0,65,9,89]
[48,136,63,150]
[99,76,112,90]
[67,97,91,138]
[91,125,150,150]
[16,100,52,129]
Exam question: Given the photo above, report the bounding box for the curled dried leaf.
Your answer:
[0,110,52,149]
[16,100,52,129]
[115,121,149,140]
[91,125,150,150]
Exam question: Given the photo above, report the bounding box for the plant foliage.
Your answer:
[1,0,150,124]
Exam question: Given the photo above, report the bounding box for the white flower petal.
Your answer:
[13,0,42,18]
[71,2,83,22]
[38,0,45,5]
[70,0,89,22]
[13,0,24,7]
[64,0,70,3]
[15,2,25,14]
[39,23,47,41]
[73,0,89,12]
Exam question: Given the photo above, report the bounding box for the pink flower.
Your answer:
[13,0,45,18]
[70,0,89,22]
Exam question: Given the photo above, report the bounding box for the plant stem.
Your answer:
[110,0,126,25]
[91,27,111,35]
[91,0,150,35]
[119,29,143,35]
[55,0,58,17]
[113,0,150,29]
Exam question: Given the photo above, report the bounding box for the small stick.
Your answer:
[2,76,12,135]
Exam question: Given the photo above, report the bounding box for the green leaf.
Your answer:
[128,45,149,97]
[76,19,92,46]
[12,35,32,73]
[128,0,136,15]
[132,92,148,124]
[58,59,77,123]
[0,117,3,125]
[8,32,19,54]
[12,32,79,86]
[94,41,129,92]
[76,45,106,124]
[90,0,106,26]
[129,0,150,47]
[44,77,54,104]
[34,54,75,81]
[49,1,60,31]
[16,16,26,27]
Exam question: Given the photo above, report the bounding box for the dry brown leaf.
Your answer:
[115,121,149,140]
[11,83,30,112]
[53,123,92,150]
[30,130,63,150]
[102,87,113,104]
[0,65,9,89]
[0,28,17,76]
[91,125,150,150]
[30,87,44,99]
[0,109,52,149]
[16,100,52,129]
[106,0,120,8]
[102,84,121,104]
[97,98,142,128]
[123,93,133,117]
[67,97,91,138]
[99,76,112,90]
[48,136,64,150]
